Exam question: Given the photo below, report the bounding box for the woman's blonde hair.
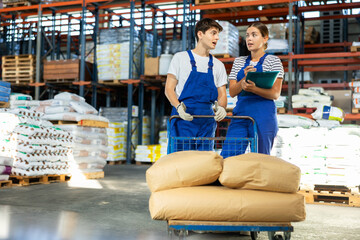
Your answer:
[248,22,269,50]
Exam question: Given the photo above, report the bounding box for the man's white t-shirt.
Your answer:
[167,50,228,98]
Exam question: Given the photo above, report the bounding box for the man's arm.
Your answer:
[217,85,227,108]
[164,73,180,108]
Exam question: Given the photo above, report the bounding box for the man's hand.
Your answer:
[214,101,226,122]
[176,102,193,121]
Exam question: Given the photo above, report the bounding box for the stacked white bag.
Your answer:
[0,109,73,176]
[272,125,360,187]
[37,92,108,123]
[292,88,332,108]
[10,93,40,110]
[56,125,108,174]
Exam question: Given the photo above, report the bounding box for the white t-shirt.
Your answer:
[167,50,228,98]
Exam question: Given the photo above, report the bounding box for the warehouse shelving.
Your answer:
[0,0,197,164]
[193,0,360,118]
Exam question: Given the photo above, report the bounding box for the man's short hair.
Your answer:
[195,18,223,42]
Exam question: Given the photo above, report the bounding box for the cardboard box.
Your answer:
[325,90,352,113]
[145,57,159,76]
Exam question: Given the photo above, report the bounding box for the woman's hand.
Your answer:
[241,79,256,92]
[244,66,256,77]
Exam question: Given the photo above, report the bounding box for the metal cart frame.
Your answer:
[166,115,294,240]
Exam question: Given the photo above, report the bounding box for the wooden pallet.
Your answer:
[135,161,154,166]
[195,0,231,5]
[277,107,286,114]
[351,46,360,52]
[98,80,127,86]
[0,101,10,108]
[352,108,360,114]
[1,77,34,84]
[292,107,317,114]
[44,78,78,84]
[83,171,104,179]
[52,119,109,128]
[299,189,360,207]
[4,0,31,7]
[9,174,71,186]
[107,160,126,165]
[140,75,167,83]
[0,180,12,189]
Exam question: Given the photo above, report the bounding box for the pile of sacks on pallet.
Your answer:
[147,151,306,222]
[0,109,73,176]
[0,156,12,181]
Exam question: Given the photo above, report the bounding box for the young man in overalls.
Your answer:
[165,18,228,152]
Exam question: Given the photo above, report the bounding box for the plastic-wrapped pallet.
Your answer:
[211,21,239,57]
[271,126,360,187]
[0,109,73,176]
[56,125,108,174]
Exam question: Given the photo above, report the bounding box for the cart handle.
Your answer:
[169,115,256,125]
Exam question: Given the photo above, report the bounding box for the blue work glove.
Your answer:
[176,102,193,121]
[214,101,226,122]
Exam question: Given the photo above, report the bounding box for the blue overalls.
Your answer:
[221,53,278,158]
[170,50,218,152]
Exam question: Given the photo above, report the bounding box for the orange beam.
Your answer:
[284,65,360,72]
[190,0,294,10]
[299,2,360,13]
[291,52,360,59]
[282,82,348,91]
[304,42,352,49]
[297,58,360,66]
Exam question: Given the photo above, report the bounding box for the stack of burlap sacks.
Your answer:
[147,151,306,222]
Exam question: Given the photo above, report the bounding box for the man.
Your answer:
[165,18,228,152]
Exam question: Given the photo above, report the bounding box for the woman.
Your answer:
[221,22,284,158]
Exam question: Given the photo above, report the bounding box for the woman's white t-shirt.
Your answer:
[167,50,228,98]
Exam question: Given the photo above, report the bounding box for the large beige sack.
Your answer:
[149,186,306,222]
[146,151,223,192]
[219,153,301,193]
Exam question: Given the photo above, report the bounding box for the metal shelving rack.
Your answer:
[0,0,198,164]
[191,0,360,116]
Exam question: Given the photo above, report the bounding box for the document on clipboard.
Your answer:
[245,71,280,89]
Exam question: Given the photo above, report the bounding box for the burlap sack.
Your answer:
[219,153,301,193]
[149,186,306,222]
[146,151,223,192]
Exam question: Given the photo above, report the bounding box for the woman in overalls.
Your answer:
[165,18,228,152]
[221,22,284,158]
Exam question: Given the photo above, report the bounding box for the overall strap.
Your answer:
[208,54,214,72]
[258,53,268,65]
[244,55,252,66]
[187,50,197,71]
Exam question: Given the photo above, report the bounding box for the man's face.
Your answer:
[198,27,220,50]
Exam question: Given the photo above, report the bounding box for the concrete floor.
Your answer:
[0,165,359,240]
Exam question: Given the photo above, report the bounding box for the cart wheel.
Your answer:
[250,231,259,240]
[268,232,284,240]
[284,232,291,240]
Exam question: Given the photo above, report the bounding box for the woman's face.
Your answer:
[246,26,268,52]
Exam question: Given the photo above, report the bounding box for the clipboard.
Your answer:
[245,71,280,89]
